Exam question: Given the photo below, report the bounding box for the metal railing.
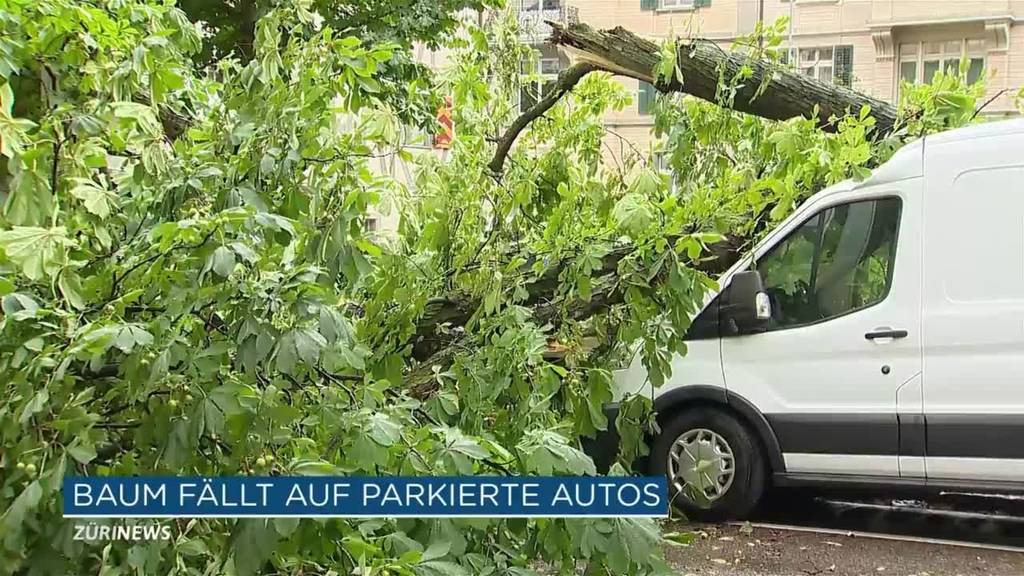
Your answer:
[516,5,579,42]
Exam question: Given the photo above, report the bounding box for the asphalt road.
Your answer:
[664,522,1024,576]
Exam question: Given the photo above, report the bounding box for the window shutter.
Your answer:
[638,81,656,115]
[694,0,711,7]
[834,45,854,87]
[641,0,657,11]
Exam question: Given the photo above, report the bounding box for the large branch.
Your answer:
[488,22,898,173]
[489,63,597,174]
[551,22,897,134]
[410,233,744,362]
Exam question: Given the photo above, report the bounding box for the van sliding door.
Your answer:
[921,132,1024,485]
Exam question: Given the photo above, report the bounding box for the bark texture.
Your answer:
[550,22,897,135]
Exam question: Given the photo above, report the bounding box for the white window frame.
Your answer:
[365,217,379,234]
[782,46,831,83]
[780,45,845,85]
[520,57,561,112]
[797,46,835,84]
[655,152,681,195]
[520,0,563,12]
[898,39,985,90]
[660,0,695,9]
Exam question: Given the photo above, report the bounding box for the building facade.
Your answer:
[518,0,1023,162]
[368,2,1023,232]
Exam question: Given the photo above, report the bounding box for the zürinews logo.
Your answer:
[64,476,669,519]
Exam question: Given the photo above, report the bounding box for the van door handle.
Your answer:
[865,329,908,340]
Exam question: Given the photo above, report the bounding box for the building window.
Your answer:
[799,47,834,83]
[899,39,985,88]
[520,55,562,112]
[521,0,563,11]
[638,81,657,115]
[781,45,854,87]
[641,0,709,10]
[655,152,680,194]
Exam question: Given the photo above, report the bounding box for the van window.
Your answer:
[756,198,901,329]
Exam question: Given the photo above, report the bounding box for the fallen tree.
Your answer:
[427,22,898,370]
[413,20,980,397]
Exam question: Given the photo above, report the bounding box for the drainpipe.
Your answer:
[757,0,764,48]
[788,0,795,53]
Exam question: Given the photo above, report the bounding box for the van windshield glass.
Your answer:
[756,198,901,328]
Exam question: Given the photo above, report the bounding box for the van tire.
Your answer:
[649,406,766,521]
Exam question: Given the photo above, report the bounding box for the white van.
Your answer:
[599,119,1024,520]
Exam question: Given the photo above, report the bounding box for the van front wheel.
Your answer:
[649,407,765,521]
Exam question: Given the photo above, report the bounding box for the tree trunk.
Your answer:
[411,233,745,362]
[549,22,897,136]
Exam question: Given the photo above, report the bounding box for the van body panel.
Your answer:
[783,454,901,477]
[921,127,1024,480]
[896,373,925,477]
[610,338,724,402]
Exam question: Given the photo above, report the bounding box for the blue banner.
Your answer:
[63,476,668,518]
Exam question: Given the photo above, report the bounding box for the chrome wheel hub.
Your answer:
[668,428,736,503]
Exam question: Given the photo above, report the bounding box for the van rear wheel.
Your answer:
[650,407,765,521]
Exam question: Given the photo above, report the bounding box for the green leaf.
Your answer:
[162,419,192,469]
[291,460,339,476]
[175,539,208,557]
[663,531,696,546]
[518,430,596,476]
[293,328,325,365]
[58,270,86,309]
[273,517,300,537]
[421,540,451,562]
[2,292,38,320]
[19,389,48,423]
[113,324,154,353]
[1,481,42,533]
[366,412,402,446]
[319,306,351,344]
[612,194,655,237]
[67,436,98,464]
[416,561,469,576]
[0,226,73,280]
[211,246,236,277]
[69,178,117,219]
[0,81,13,116]
[231,519,279,576]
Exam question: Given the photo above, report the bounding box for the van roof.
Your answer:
[854,118,1024,189]
[924,117,1024,146]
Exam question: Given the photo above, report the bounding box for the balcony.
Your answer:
[517,4,579,43]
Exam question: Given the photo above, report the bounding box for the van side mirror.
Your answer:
[722,270,772,334]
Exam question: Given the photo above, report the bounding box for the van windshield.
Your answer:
[756,197,901,328]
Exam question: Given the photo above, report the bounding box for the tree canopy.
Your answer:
[0,1,988,575]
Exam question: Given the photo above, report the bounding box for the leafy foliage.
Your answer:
[179,0,500,131]
[0,2,984,575]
